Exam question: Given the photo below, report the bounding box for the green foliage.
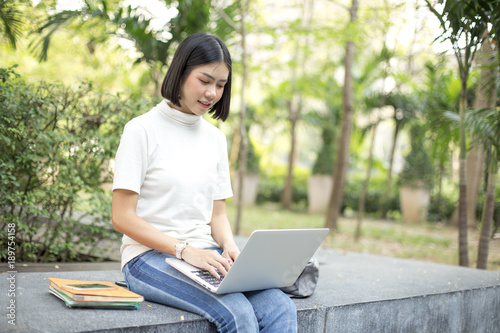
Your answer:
[311,126,336,175]
[427,192,457,222]
[34,0,211,67]
[398,125,435,189]
[234,105,261,174]
[0,66,149,262]
[427,0,485,52]
[212,1,240,40]
[421,60,461,162]
[343,170,397,215]
[307,69,342,176]
[309,105,339,175]
[465,107,500,158]
[235,137,260,174]
[226,203,498,269]
[256,164,309,209]
[0,0,27,49]
[386,91,419,128]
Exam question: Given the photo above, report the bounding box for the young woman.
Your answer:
[111,33,297,332]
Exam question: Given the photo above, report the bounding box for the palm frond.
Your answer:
[0,0,25,49]
[465,107,500,155]
[30,9,82,62]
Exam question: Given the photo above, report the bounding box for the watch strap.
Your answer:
[175,242,188,260]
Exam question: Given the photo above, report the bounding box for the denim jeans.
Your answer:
[123,249,298,333]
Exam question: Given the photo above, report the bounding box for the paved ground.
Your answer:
[1,242,499,332]
[14,261,121,272]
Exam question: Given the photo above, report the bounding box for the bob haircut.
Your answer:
[161,33,232,122]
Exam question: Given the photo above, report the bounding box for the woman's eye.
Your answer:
[217,85,225,89]
[200,80,209,84]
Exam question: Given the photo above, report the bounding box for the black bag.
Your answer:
[280,257,319,298]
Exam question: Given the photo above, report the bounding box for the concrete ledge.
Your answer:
[2,248,499,332]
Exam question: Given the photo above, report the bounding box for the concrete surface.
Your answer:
[1,246,499,332]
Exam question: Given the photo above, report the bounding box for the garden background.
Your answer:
[0,0,499,270]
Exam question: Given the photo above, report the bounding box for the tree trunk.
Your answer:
[468,37,494,227]
[355,120,378,241]
[466,146,485,225]
[477,157,497,269]
[325,0,358,231]
[229,123,241,170]
[436,160,445,220]
[475,37,496,269]
[458,75,469,267]
[234,0,249,235]
[381,122,399,218]
[281,102,298,209]
[281,0,312,210]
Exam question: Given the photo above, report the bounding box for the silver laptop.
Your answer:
[165,228,329,294]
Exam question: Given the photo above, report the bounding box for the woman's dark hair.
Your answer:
[161,33,232,121]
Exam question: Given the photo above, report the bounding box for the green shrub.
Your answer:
[233,105,261,175]
[256,164,309,209]
[398,125,434,188]
[343,172,395,215]
[235,136,260,174]
[0,66,149,262]
[311,126,336,175]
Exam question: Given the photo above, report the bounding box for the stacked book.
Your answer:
[49,277,144,310]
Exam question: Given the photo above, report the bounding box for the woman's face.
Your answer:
[175,62,229,116]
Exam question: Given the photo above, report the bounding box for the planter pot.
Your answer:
[308,174,333,214]
[232,173,259,206]
[399,184,430,223]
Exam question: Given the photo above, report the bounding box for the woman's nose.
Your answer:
[206,85,216,98]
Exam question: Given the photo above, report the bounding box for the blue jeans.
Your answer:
[123,249,298,333]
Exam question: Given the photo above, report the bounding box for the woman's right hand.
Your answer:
[181,245,232,279]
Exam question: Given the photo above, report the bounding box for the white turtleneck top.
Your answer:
[112,100,233,269]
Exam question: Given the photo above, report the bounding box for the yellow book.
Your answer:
[48,277,144,303]
[49,286,140,309]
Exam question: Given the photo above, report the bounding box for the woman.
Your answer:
[111,33,297,332]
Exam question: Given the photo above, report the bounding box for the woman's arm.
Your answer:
[209,200,240,263]
[112,189,178,254]
[112,189,231,278]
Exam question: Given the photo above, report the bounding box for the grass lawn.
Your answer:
[226,202,500,271]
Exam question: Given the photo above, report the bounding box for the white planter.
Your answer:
[232,173,259,206]
[308,174,333,214]
[399,185,430,223]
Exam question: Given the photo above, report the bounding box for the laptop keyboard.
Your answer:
[193,270,224,287]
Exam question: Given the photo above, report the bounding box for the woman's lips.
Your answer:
[198,100,211,109]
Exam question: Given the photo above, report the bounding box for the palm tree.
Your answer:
[471,109,499,270]
[32,0,211,89]
[0,0,26,49]
[447,106,500,269]
[421,59,460,221]
[426,0,486,267]
[466,35,498,270]
[381,91,418,218]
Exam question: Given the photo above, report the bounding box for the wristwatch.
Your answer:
[175,241,188,260]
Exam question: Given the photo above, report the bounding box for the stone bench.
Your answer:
[2,247,499,332]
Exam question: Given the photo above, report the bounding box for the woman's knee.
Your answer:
[245,289,297,332]
[218,298,259,333]
[273,291,297,322]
